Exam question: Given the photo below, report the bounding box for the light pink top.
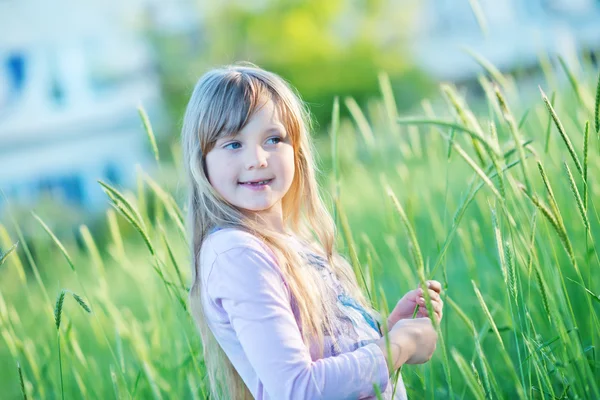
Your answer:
[200,228,407,399]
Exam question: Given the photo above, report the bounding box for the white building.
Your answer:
[410,0,600,81]
[0,0,198,214]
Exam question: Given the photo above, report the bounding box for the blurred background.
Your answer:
[2,0,600,398]
[2,0,599,230]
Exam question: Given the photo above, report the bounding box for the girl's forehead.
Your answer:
[216,97,288,140]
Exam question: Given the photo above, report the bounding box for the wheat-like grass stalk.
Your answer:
[441,84,486,166]
[471,280,504,349]
[32,213,75,272]
[345,97,376,149]
[0,226,26,285]
[504,240,518,303]
[491,207,508,284]
[70,292,92,313]
[518,184,572,260]
[79,224,106,279]
[543,91,556,153]
[563,161,590,232]
[536,161,563,225]
[525,212,552,323]
[98,180,146,229]
[384,184,424,275]
[108,197,155,256]
[566,277,600,304]
[540,87,583,176]
[466,0,488,36]
[1,197,53,306]
[488,122,506,198]
[557,56,584,106]
[521,332,557,398]
[494,84,531,190]
[0,241,18,266]
[442,130,503,201]
[462,47,509,90]
[54,290,66,331]
[452,349,486,400]
[17,361,27,400]
[158,224,187,291]
[378,72,399,135]
[431,156,524,279]
[583,121,589,211]
[533,261,552,323]
[396,117,502,158]
[54,290,66,400]
[595,70,600,134]
[141,171,187,241]
[517,108,530,129]
[138,103,160,163]
[334,197,371,301]
[449,295,526,398]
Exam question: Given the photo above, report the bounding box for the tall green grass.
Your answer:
[1,54,599,398]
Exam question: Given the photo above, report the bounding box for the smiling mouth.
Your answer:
[238,179,274,186]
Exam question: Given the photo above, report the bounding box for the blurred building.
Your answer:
[411,0,600,81]
[0,0,197,214]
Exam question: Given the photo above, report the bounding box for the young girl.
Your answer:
[181,62,443,400]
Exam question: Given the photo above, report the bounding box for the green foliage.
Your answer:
[153,0,433,129]
[1,52,600,398]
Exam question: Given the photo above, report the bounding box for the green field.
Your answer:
[1,57,600,399]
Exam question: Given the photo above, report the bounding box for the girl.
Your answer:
[181,62,443,400]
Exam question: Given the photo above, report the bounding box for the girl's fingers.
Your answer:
[426,280,442,293]
[417,296,443,313]
[427,289,440,301]
[417,307,443,322]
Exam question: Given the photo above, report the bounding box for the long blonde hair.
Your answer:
[181,62,381,399]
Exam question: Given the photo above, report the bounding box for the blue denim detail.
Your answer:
[337,292,379,333]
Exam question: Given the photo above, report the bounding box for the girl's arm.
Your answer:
[205,243,390,400]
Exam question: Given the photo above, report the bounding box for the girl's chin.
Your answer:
[236,200,279,213]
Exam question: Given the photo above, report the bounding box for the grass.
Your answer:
[1,56,600,398]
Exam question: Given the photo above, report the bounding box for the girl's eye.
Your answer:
[266,136,283,145]
[224,141,242,150]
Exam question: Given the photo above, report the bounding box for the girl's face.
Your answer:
[205,98,295,217]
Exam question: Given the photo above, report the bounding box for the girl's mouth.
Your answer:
[238,178,274,189]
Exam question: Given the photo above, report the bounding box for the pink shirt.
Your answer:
[200,228,407,399]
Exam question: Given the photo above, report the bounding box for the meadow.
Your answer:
[1,54,600,399]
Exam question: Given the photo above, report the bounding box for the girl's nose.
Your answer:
[245,146,268,170]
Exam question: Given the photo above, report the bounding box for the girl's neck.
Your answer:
[242,204,288,235]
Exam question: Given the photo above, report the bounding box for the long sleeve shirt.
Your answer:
[199,227,408,399]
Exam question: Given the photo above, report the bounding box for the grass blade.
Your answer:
[17,361,27,400]
[563,161,590,232]
[0,241,18,266]
[495,84,531,190]
[54,290,66,331]
[540,87,583,176]
[472,280,505,349]
[396,117,502,158]
[345,97,375,149]
[583,121,589,211]
[462,47,510,90]
[467,0,488,37]
[32,213,76,272]
[138,104,160,163]
[595,70,600,134]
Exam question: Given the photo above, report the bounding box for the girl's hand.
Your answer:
[375,317,438,369]
[385,280,443,331]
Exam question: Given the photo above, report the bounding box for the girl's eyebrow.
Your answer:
[265,126,286,134]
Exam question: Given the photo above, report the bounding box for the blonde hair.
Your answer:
[181,62,380,399]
